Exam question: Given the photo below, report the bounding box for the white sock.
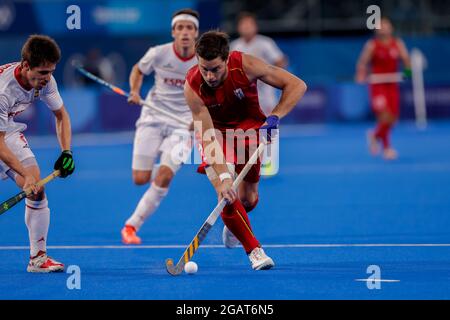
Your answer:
[25,197,50,258]
[126,182,168,231]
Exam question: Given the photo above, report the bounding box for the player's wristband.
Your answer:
[219,172,232,182]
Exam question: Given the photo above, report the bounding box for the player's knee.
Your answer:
[240,194,259,213]
[153,166,174,188]
[133,171,151,185]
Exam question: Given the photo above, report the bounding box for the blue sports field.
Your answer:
[1,122,449,300]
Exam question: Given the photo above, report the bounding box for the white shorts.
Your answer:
[132,123,192,174]
[0,132,37,180]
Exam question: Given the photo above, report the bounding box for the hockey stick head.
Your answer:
[165,258,184,276]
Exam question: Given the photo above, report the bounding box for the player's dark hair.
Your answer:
[172,8,200,20]
[237,11,257,23]
[21,34,61,68]
[195,31,230,61]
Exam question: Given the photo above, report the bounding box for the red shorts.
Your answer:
[370,83,400,117]
[197,132,261,183]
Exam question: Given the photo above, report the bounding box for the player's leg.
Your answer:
[122,124,162,244]
[368,85,391,156]
[5,133,63,273]
[123,127,191,244]
[382,86,400,160]
[222,162,274,270]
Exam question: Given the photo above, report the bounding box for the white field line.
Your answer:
[0,243,450,250]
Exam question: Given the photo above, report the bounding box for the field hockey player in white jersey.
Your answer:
[0,35,75,272]
[121,9,199,244]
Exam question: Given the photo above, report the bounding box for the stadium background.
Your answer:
[2,0,450,134]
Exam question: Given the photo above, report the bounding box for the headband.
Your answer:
[171,14,199,29]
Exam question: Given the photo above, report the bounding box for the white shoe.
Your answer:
[27,251,64,273]
[222,225,240,248]
[248,247,274,270]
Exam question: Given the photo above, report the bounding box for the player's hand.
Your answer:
[260,115,280,143]
[23,174,39,194]
[54,150,75,178]
[217,179,236,203]
[127,91,142,105]
[403,68,412,79]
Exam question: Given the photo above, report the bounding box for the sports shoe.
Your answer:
[27,251,64,273]
[222,225,240,248]
[121,225,142,245]
[366,130,380,156]
[248,247,275,270]
[383,148,398,160]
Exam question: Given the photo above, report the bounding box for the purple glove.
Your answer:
[260,115,280,142]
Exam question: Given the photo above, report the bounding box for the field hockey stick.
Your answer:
[0,170,60,216]
[73,62,191,127]
[165,142,266,276]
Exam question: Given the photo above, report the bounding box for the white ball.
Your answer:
[184,261,198,274]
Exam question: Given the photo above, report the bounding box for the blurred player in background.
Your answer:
[231,12,288,116]
[231,12,287,176]
[356,17,411,160]
[185,31,306,270]
[0,35,75,272]
[121,9,199,244]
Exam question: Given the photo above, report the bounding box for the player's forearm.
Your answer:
[271,79,307,119]
[194,110,230,177]
[55,108,72,151]
[129,64,144,94]
[0,139,29,178]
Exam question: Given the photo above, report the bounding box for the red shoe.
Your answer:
[27,251,64,273]
[121,225,142,245]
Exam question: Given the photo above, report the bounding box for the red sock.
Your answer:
[374,122,391,149]
[221,200,260,253]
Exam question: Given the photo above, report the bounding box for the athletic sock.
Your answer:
[221,199,260,253]
[25,197,50,258]
[126,182,168,231]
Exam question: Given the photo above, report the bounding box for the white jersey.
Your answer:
[0,62,63,136]
[137,42,197,128]
[231,35,284,114]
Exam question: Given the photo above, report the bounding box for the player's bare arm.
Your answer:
[184,82,237,203]
[0,131,38,193]
[52,106,75,178]
[242,53,306,119]
[355,40,374,82]
[53,105,72,151]
[128,64,144,104]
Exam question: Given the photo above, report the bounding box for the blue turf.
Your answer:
[1,121,450,299]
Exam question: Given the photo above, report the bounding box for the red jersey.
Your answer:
[186,51,266,132]
[371,38,400,74]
